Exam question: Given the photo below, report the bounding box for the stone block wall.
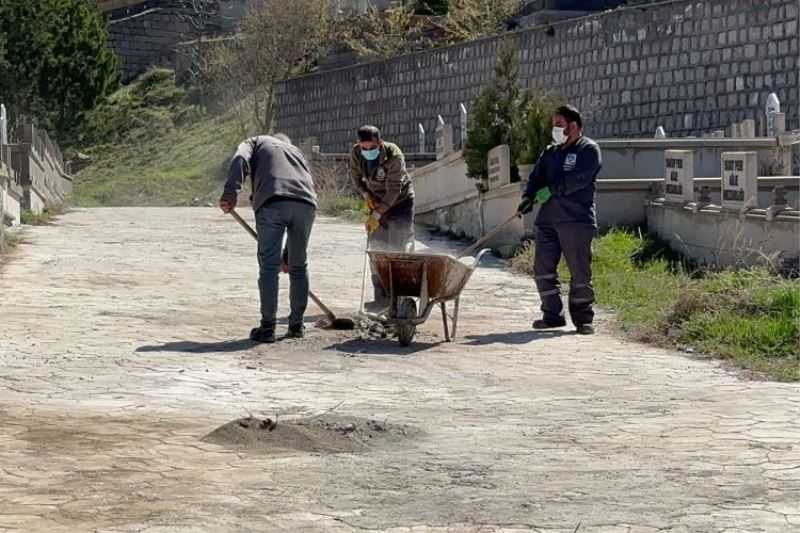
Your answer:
[274,0,799,153]
[102,0,260,79]
[106,0,197,79]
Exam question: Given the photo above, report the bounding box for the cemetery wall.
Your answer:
[105,0,200,80]
[274,0,800,153]
[102,0,257,79]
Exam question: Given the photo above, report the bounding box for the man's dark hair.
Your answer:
[554,105,582,129]
[357,125,381,142]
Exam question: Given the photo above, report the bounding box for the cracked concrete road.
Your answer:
[1,207,799,532]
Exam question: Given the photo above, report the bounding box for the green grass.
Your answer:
[319,196,369,222]
[21,203,69,225]
[510,229,800,381]
[3,231,24,248]
[72,68,237,207]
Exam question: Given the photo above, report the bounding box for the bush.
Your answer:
[508,229,800,380]
[463,38,528,185]
[516,95,562,166]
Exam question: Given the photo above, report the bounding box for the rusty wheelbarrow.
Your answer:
[362,212,519,346]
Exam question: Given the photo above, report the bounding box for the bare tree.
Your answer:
[440,0,523,44]
[202,0,337,135]
[342,3,425,59]
[176,0,218,86]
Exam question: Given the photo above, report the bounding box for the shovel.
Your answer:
[228,210,356,330]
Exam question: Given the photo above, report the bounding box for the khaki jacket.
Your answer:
[349,141,414,216]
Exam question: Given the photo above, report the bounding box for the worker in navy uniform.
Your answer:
[517,105,602,335]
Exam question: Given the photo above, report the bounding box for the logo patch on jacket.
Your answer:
[376,167,387,180]
[564,153,577,171]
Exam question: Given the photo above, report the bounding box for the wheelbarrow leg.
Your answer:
[451,297,461,339]
[440,302,451,342]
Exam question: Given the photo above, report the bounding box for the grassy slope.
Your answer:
[511,230,800,381]
[72,69,237,207]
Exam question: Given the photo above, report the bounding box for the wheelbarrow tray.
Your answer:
[364,250,490,345]
[367,251,475,304]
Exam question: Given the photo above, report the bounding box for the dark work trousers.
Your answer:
[533,224,596,326]
[255,198,316,328]
[368,208,415,304]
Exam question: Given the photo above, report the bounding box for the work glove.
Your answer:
[517,196,535,215]
[535,187,553,204]
[365,215,381,234]
[364,193,378,212]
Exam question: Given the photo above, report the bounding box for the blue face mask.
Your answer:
[361,147,380,161]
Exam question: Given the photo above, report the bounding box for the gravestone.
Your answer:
[0,104,6,146]
[435,116,454,160]
[459,103,468,148]
[772,113,786,135]
[720,152,758,212]
[487,145,511,190]
[664,150,694,204]
[740,119,756,138]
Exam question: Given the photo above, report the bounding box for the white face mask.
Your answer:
[551,126,568,145]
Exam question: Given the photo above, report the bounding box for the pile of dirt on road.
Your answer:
[202,415,420,454]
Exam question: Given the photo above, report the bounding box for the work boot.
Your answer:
[576,323,595,335]
[249,323,277,344]
[288,323,305,339]
[532,317,567,329]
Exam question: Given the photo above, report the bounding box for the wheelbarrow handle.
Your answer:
[457,212,521,259]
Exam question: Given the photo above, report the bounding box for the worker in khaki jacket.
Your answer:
[349,125,415,311]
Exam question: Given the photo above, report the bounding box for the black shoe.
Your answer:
[576,324,595,335]
[532,317,567,329]
[249,326,276,343]
[288,323,305,339]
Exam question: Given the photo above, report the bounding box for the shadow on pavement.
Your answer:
[326,338,439,356]
[463,330,576,345]
[136,339,256,353]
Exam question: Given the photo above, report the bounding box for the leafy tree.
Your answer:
[0,0,120,141]
[516,94,562,165]
[463,38,529,185]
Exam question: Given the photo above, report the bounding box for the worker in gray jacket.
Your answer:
[517,105,602,335]
[220,134,317,343]
[349,125,415,311]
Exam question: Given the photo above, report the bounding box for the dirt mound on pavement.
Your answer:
[202,415,420,454]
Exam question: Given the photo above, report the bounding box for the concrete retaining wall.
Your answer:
[275,0,800,154]
[647,203,800,267]
[598,138,783,179]
[7,124,72,214]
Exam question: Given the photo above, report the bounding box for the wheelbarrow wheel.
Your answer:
[397,297,417,347]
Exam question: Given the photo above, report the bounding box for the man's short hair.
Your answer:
[273,133,291,144]
[357,125,381,142]
[554,105,582,129]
